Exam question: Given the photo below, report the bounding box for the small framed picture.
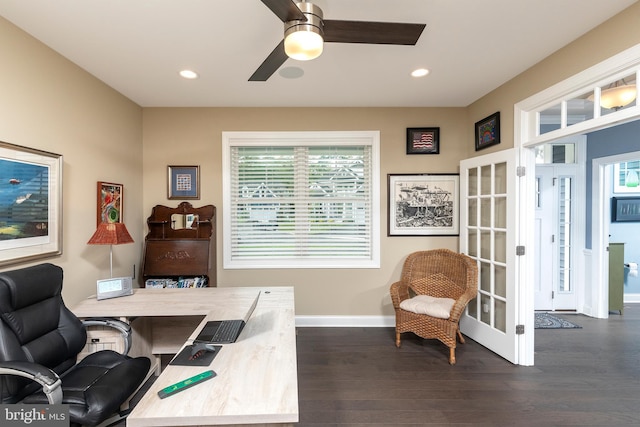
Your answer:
[97,181,123,225]
[475,112,500,151]
[406,127,440,154]
[168,165,200,200]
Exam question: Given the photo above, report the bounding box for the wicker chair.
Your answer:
[390,249,478,364]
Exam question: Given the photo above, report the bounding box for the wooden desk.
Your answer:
[71,287,298,426]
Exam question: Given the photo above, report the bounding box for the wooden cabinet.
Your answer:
[142,202,216,287]
[609,242,625,314]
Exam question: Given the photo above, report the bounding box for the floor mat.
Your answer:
[534,312,582,329]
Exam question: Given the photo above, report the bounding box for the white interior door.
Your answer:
[534,163,578,311]
[534,167,554,310]
[460,148,519,364]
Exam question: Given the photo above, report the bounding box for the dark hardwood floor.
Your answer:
[118,305,640,426]
[296,306,640,426]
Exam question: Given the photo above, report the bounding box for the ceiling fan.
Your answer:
[249,0,426,81]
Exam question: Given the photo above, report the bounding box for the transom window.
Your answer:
[222,131,380,269]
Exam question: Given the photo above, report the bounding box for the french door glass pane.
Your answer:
[480,262,491,293]
[481,166,492,195]
[469,199,477,226]
[468,168,478,196]
[468,229,478,257]
[495,231,507,264]
[495,299,507,333]
[495,196,507,228]
[495,265,507,298]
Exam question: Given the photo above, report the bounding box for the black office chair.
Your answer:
[0,263,150,427]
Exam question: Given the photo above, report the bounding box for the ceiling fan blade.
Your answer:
[249,40,288,81]
[323,20,426,45]
[260,0,306,22]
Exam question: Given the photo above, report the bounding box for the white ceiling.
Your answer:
[0,0,636,107]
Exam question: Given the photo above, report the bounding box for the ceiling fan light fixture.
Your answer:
[284,2,324,61]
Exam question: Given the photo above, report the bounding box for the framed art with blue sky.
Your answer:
[0,141,62,266]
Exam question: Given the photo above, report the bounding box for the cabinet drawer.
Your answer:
[78,326,126,361]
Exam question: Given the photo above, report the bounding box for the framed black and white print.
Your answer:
[406,128,440,154]
[388,173,459,236]
[475,112,500,151]
[168,165,200,200]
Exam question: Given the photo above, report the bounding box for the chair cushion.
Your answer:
[399,295,455,319]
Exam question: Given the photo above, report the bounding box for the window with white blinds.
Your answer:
[222,131,380,269]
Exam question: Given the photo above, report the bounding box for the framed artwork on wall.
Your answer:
[97,181,123,225]
[168,165,200,200]
[0,141,62,267]
[475,112,501,151]
[387,173,459,236]
[612,197,640,222]
[406,127,440,154]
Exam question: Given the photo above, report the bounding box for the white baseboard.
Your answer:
[624,294,640,303]
[295,315,395,327]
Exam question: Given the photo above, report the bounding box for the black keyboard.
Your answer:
[212,320,243,342]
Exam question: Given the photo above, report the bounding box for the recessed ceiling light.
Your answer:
[411,68,430,78]
[179,70,199,79]
[279,66,304,79]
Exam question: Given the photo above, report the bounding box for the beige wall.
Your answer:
[142,107,467,315]
[0,17,143,307]
[142,4,640,317]
[1,2,639,316]
[467,2,640,156]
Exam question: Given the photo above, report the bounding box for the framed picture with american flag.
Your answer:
[406,127,440,155]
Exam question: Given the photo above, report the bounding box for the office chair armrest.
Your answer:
[0,361,62,404]
[82,317,132,355]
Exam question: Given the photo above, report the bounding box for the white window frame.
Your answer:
[222,131,380,269]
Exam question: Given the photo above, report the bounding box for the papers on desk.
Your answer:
[145,276,208,288]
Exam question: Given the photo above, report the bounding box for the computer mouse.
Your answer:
[190,342,217,357]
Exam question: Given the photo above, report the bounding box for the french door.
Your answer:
[459,148,520,364]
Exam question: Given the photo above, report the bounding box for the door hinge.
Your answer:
[552,291,555,299]
[516,324,525,335]
[516,245,525,256]
[516,166,526,177]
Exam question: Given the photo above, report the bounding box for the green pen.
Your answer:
[157,370,216,399]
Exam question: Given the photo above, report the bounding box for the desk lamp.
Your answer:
[87,222,134,278]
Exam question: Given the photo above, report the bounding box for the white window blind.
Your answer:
[222,131,380,269]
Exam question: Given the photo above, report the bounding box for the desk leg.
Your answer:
[129,317,161,374]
